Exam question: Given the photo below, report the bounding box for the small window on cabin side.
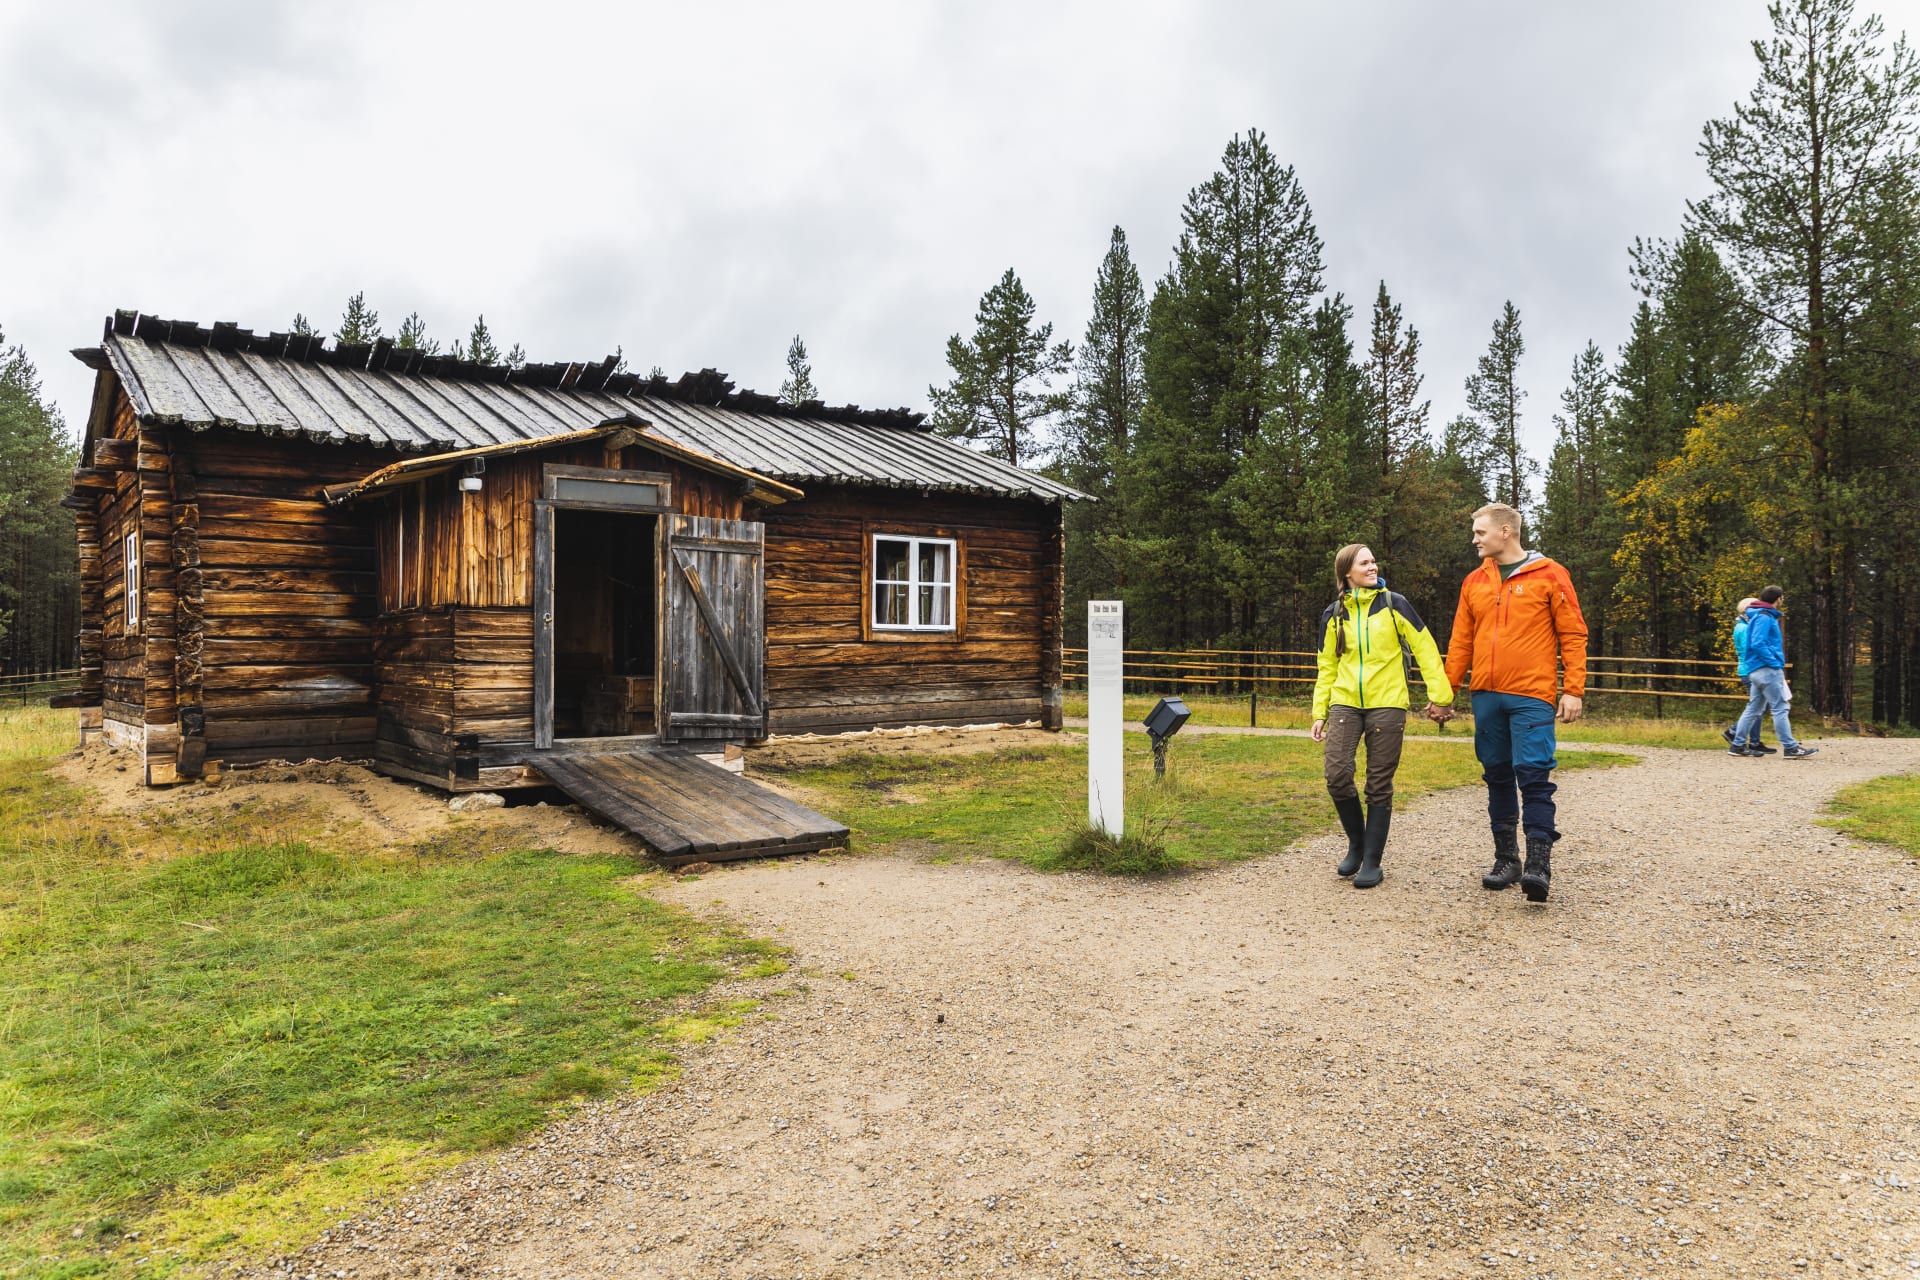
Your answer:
[123,528,141,630]
[872,535,955,632]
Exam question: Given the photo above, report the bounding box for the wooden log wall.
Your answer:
[759,486,1060,734]
[377,443,742,613]
[169,441,207,774]
[372,607,537,790]
[74,507,104,707]
[1042,501,1065,730]
[99,394,154,733]
[178,429,389,766]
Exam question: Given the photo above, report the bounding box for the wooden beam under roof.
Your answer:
[320,416,805,505]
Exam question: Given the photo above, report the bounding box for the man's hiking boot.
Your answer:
[1482,828,1521,890]
[1784,744,1820,759]
[1333,796,1366,877]
[1721,727,1737,747]
[1520,835,1553,903]
[1728,744,1760,757]
[1354,802,1391,889]
[1751,742,1777,754]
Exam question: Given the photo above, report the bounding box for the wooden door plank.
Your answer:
[532,501,554,749]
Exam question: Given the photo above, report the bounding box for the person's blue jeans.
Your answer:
[1733,666,1798,748]
[1472,691,1560,842]
[1728,678,1764,747]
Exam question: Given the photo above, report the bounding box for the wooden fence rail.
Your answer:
[1061,648,1781,708]
[0,669,81,704]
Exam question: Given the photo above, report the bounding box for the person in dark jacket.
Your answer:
[1730,586,1817,759]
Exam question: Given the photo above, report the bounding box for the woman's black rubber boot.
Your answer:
[1333,796,1366,877]
[1520,835,1553,902]
[1482,828,1521,890]
[1354,801,1391,889]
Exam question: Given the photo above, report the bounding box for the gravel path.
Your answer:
[254,737,1920,1279]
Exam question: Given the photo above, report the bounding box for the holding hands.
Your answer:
[1423,702,1456,725]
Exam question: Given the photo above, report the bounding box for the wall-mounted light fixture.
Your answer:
[459,457,486,493]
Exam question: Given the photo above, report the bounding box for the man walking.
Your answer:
[1720,597,1775,754]
[1445,503,1589,903]
[1730,586,1817,760]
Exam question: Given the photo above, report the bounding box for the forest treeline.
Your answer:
[0,325,76,675]
[929,0,1920,727]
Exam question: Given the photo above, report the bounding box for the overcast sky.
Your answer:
[5,0,1917,469]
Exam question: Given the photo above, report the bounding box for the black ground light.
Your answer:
[1144,695,1190,780]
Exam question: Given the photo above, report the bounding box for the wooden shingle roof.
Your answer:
[74,311,1086,504]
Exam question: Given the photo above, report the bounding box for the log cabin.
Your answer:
[60,311,1084,794]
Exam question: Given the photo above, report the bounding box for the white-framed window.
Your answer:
[123,527,141,630]
[872,535,957,631]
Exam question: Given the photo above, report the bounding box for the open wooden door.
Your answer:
[660,515,766,742]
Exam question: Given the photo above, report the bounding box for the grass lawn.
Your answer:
[0,707,783,1279]
[1824,773,1920,857]
[1060,692,1850,751]
[765,731,1633,872]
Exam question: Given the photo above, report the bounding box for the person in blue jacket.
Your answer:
[1720,597,1775,754]
[1730,586,1817,759]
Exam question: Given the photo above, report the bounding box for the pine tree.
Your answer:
[1132,128,1327,645]
[290,313,314,337]
[504,343,527,371]
[334,292,382,346]
[1363,281,1431,586]
[395,311,440,355]
[1058,228,1147,628]
[1539,341,1615,651]
[928,269,1073,468]
[1631,232,1764,420]
[1365,281,1430,478]
[1689,0,1920,714]
[464,316,502,367]
[779,335,819,406]
[1463,301,1533,513]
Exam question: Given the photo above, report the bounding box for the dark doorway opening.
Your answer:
[552,509,657,738]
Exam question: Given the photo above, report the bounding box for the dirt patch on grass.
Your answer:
[48,741,643,859]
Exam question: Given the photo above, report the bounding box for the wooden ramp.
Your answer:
[530,750,849,866]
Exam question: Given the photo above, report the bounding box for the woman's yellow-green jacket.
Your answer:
[1310,583,1454,721]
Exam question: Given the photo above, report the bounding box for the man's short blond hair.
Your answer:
[1472,502,1523,537]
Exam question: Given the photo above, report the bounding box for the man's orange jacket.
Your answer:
[1444,552,1589,705]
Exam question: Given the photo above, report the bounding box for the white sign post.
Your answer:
[1087,600,1124,836]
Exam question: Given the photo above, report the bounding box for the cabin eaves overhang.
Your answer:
[319,418,807,506]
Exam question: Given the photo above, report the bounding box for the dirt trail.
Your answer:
[253,738,1920,1279]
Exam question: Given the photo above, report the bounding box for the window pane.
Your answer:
[874,539,910,583]
[877,583,909,627]
[552,477,660,506]
[918,541,951,586]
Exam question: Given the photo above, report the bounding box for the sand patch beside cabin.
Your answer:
[48,742,641,859]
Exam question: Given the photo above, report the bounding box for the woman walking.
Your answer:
[1310,544,1455,888]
